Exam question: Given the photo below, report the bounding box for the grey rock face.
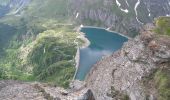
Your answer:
[86,27,170,100]
[83,90,95,100]
[70,0,170,36]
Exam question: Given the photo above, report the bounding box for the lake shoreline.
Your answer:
[73,25,130,81]
[72,26,90,81]
[73,47,80,80]
[81,25,131,40]
[71,26,91,88]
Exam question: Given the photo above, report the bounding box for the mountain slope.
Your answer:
[86,17,170,100]
[70,0,170,37]
[0,0,83,88]
[0,1,169,99]
[0,16,169,100]
[1,0,170,37]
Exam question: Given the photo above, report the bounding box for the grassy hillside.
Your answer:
[0,0,82,88]
[0,21,79,88]
[27,27,78,87]
[154,68,170,100]
[22,0,71,23]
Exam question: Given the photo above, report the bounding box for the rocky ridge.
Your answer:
[86,23,170,100]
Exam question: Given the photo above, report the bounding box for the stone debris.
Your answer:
[0,80,93,100]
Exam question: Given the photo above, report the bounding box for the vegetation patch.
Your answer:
[28,29,77,88]
[154,17,170,36]
[154,68,170,100]
[0,22,79,88]
[0,10,80,88]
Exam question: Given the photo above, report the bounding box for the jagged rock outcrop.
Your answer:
[86,24,170,100]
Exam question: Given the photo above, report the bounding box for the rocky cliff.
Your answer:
[86,21,170,100]
[70,0,170,37]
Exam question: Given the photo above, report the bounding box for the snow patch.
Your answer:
[121,9,129,13]
[116,0,129,13]
[147,7,151,17]
[149,13,151,17]
[134,0,143,24]
[76,12,79,19]
[125,0,129,7]
[116,0,121,7]
[80,24,84,28]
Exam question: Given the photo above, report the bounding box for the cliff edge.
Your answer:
[86,17,170,100]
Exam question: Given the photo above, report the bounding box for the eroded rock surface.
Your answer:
[0,80,93,100]
[86,25,170,100]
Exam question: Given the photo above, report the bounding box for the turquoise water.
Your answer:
[75,27,128,80]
